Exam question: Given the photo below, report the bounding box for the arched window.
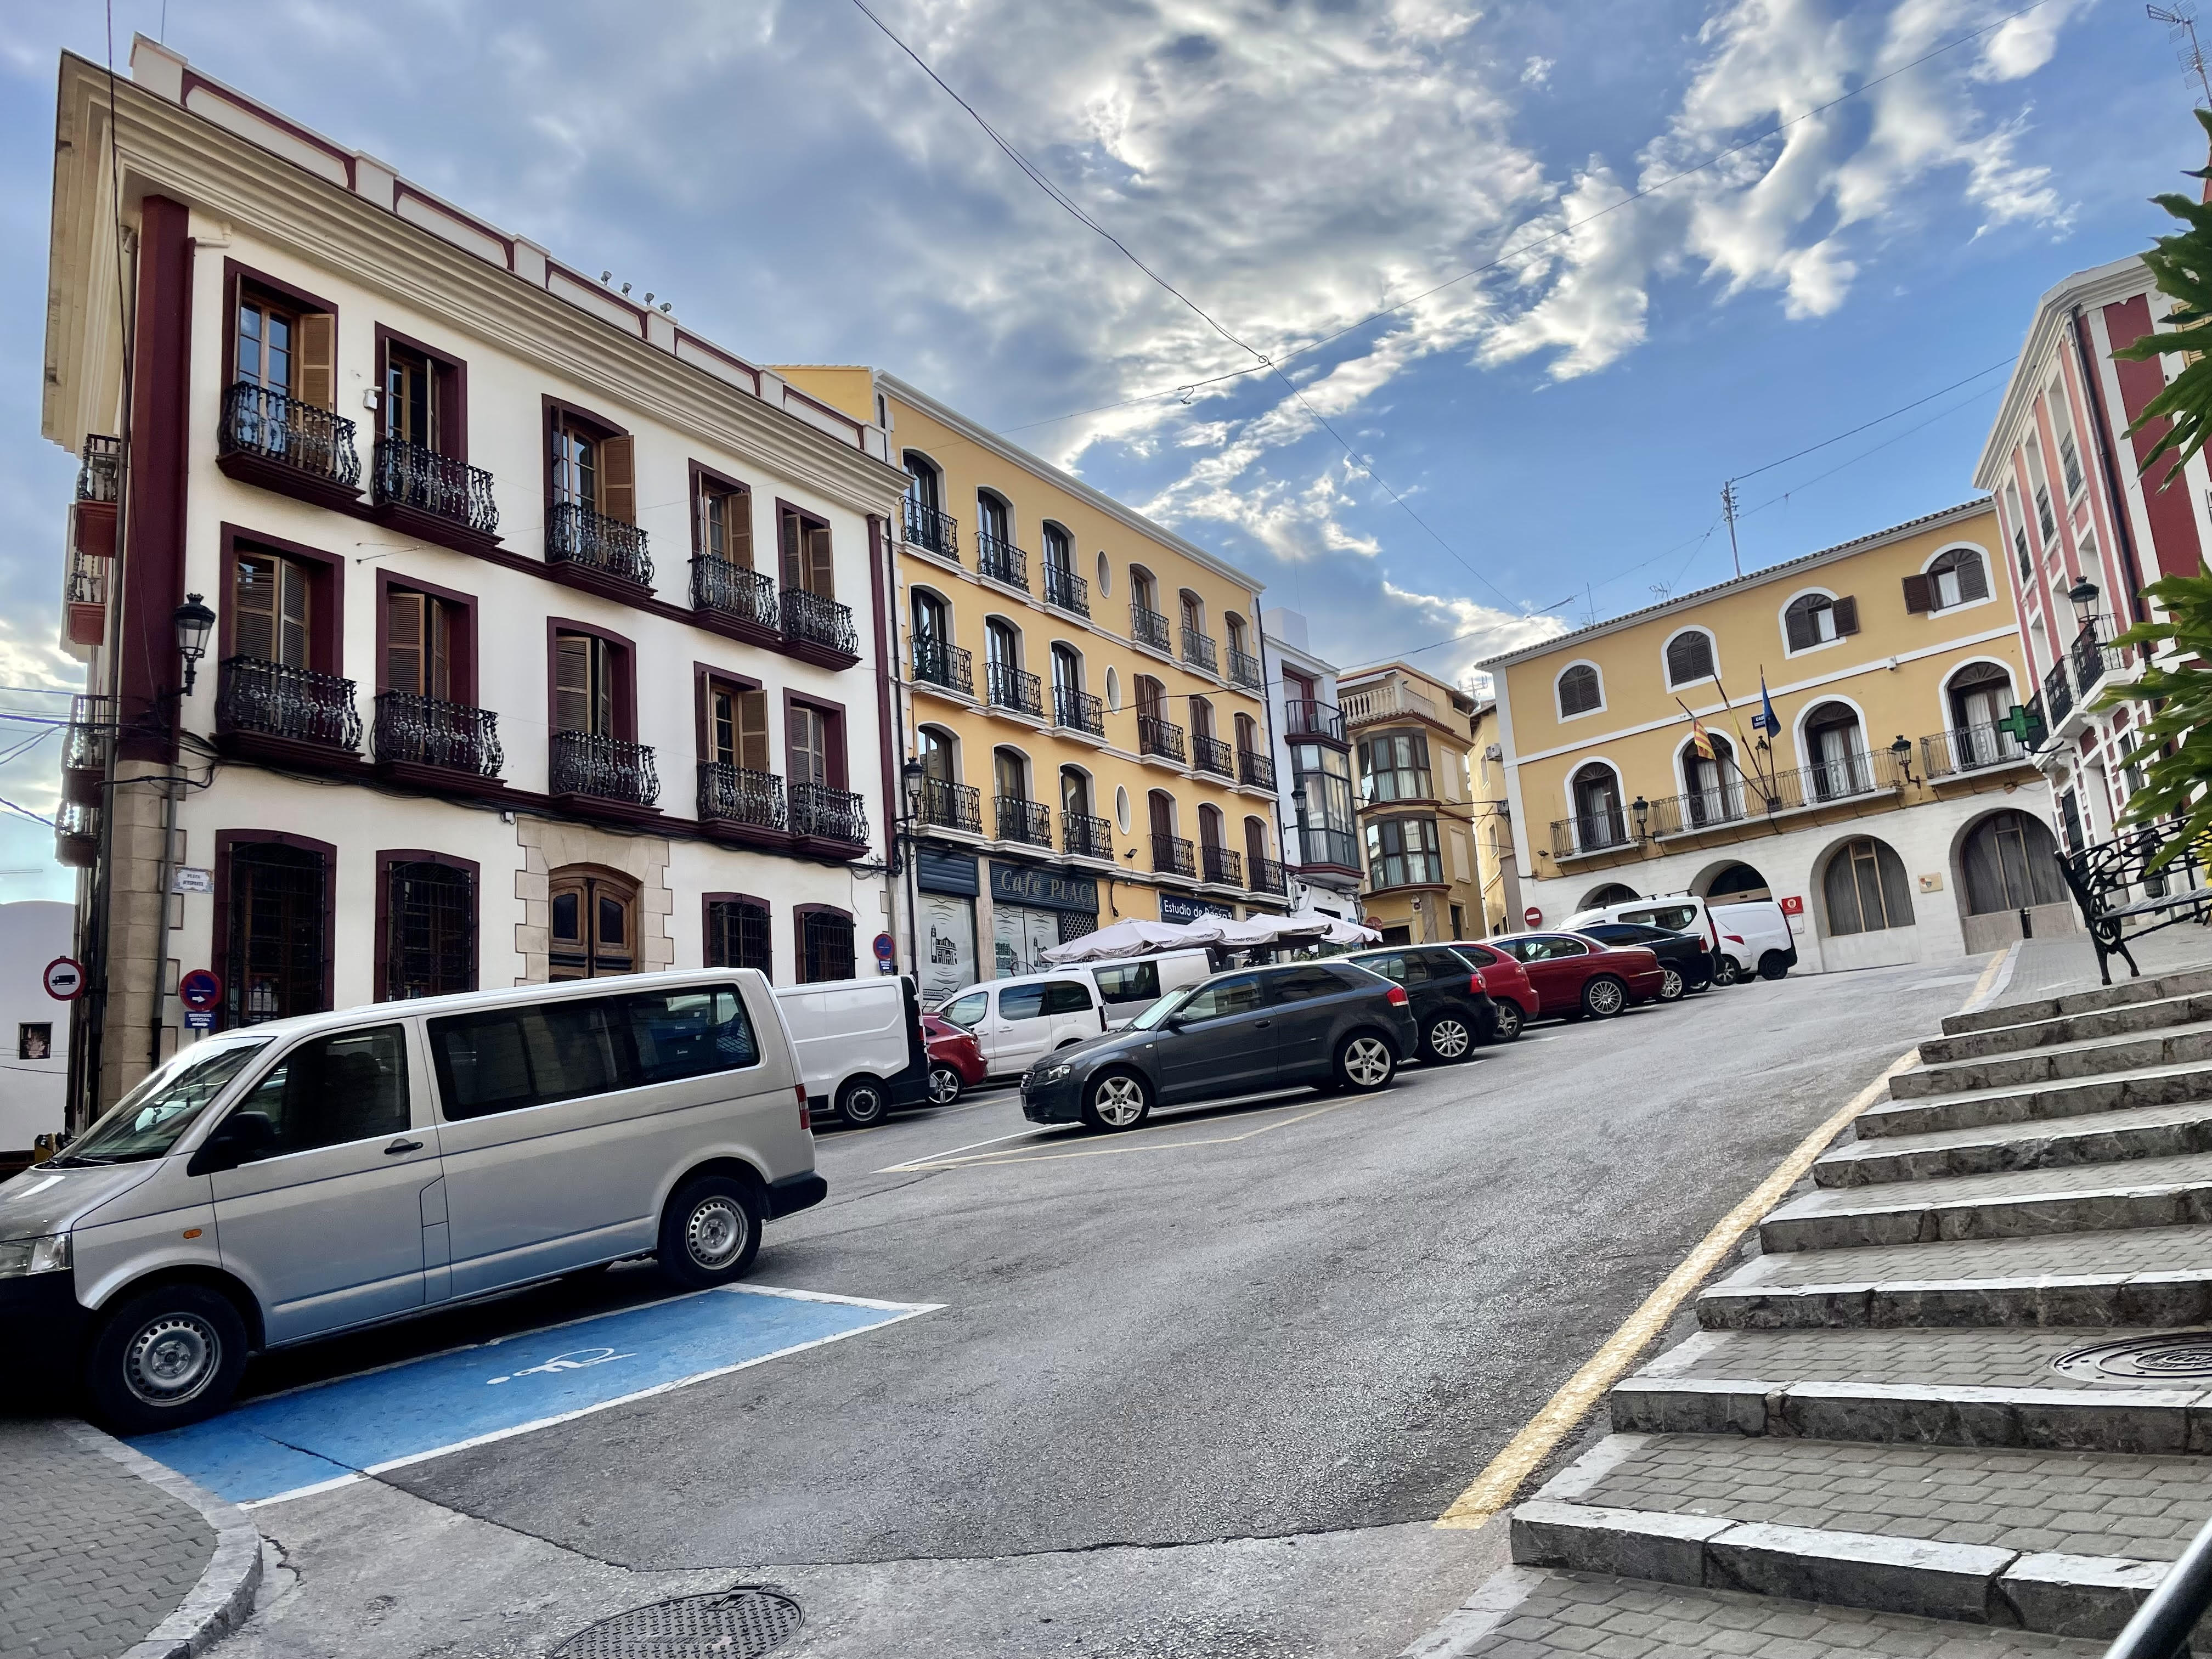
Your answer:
[1042,522,1073,573]
[994,746,1030,802]
[1234,711,1260,758]
[1557,664,1601,719]
[549,865,637,980]
[1570,763,1626,851]
[1945,663,2016,768]
[1130,567,1166,649]
[1961,811,2068,914]
[1148,789,1187,873]
[1134,674,1166,719]
[1803,702,1869,800]
[1041,523,1082,611]
[1177,589,1215,670]
[1784,592,1857,651]
[1583,882,1639,909]
[1198,803,1225,848]
[1244,815,1270,868]
[1664,631,1715,688]
[904,452,942,513]
[994,747,1042,843]
[918,725,957,783]
[984,617,1023,709]
[1060,766,1094,819]
[1704,862,1771,901]
[916,726,972,832]
[977,490,1011,544]
[1822,838,1914,936]
[1681,732,1743,828]
[977,493,1020,586]
[1914,548,1989,613]
[911,589,949,641]
[1190,696,1215,740]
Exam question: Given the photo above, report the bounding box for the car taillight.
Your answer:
[1469,972,1487,994]
[1725,933,1745,944]
[795,1084,811,1133]
[1385,984,1409,1006]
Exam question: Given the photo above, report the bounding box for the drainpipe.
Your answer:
[2070,304,2149,627]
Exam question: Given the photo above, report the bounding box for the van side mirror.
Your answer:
[188,1110,277,1176]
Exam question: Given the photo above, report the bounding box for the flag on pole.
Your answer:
[1690,717,1715,760]
[1751,673,1780,737]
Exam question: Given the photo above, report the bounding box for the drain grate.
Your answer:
[553,1588,803,1659]
[2053,1331,2212,1383]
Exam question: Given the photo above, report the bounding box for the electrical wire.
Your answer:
[0,795,55,830]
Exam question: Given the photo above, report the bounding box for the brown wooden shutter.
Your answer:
[554,633,591,733]
[1149,791,1173,839]
[1958,552,1989,602]
[386,590,425,694]
[599,434,635,522]
[791,706,826,786]
[727,492,753,569]
[429,602,453,701]
[779,507,803,590]
[1901,574,1932,614]
[278,560,311,668]
[805,523,834,598]
[297,313,335,410]
[738,689,770,772]
[1784,605,1815,652]
[234,555,276,661]
[1830,595,1860,636]
[593,639,615,736]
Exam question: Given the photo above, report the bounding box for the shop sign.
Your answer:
[1159,893,1233,924]
[989,862,1098,915]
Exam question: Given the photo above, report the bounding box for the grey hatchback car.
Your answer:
[1019,962,1419,1131]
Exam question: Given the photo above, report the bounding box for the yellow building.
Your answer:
[1469,700,1523,934]
[778,369,1284,998]
[1481,501,2075,972]
[1338,662,1485,946]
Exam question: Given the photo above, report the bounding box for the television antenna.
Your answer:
[2149,5,2212,108]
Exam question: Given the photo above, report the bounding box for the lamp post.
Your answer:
[2068,578,2101,632]
[898,757,926,975]
[1890,733,1917,787]
[1632,794,1649,844]
[173,593,215,696]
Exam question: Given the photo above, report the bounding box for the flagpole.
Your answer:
[1702,668,1773,798]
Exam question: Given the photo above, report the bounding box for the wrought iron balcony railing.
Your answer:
[373,692,502,777]
[1063,811,1113,860]
[67,545,108,606]
[62,695,112,776]
[218,656,362,750]
[977,532,1029,590]
[1152,833,1197,878]
[996,795,1052,846]
[1193,734,1234,777]
[917,777,981,833]
[698,762,787,832]
[792,781,868,844]
[1921,724,2030,780]
[1227,646,1262,691]
[903,499,960,562]
[2070,614,2124,698]
[371,438,499,535]
[77,435,121,503]
[1283,698,1346,742]
[1201,844,1242,885]
[1295,826,1359,870]
[782,589,859,658]
[1131,602,1171,652]
[1042,561,1090,617]
[55,799,98,868]
[550,729,659,806]
[1053,684,1105,736]
[1138,714,1187,763]
[912,636,974,696]
[1238,749,1276,791]
[1555,748,1910,856]
[692,557,780,633]
[548,500,653,586]
[986,661,1044,719]
[1549,812,1631,859]
[219,383,362,491]
[1181,627,1219,675]
[2043,659,2074,726]
[1249,855,1287,895]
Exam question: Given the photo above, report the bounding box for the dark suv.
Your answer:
[1019,962,1420,1131]
[1344,945,1505,1060]
[1571,921,1712,1001]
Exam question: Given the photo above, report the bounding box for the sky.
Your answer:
[0,0,2197,904]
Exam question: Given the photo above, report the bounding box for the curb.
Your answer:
[61,1421,265,1659]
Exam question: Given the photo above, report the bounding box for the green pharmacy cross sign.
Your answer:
[1996,703,2048,749]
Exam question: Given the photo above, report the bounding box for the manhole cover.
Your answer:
[553,1588,803,1658]
[2053,1331,2212,1383]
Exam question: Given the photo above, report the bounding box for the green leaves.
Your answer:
[2115,111,2212,489]
[2097,571,2212,863]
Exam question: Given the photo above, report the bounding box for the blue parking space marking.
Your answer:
[131,1284,940,1508]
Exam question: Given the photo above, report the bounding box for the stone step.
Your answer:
[1815,1100,2212,1189]
[1889,1023,2212,1103]
[1759,1152,2212,1251]
[1857,1059,2212,1141]
[1634,1323,2200,1397]
[1697,1226,2212,1331]
[1432,1567,2107,1659]
[1944,967,2212,1039]
[1509,1432,2205,1638]
[1920,992,2212,1066]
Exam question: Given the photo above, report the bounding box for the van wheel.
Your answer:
[1422,1014,1475,1063]
[1581,976,1628,1018]
[1711,957,1740,988]
[1758,952,1791,981]
[84,1283,249,1435]
[1335,1031,1398,1092]
[1656,966,1685,1002]
[1487,1002,1523,1043]
[925,1064,963,1107]
[836,1076,889,1127]
[1082,1071,1152,1132]
[658,1176,763,1288]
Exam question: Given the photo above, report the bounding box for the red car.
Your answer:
[1444,940,1542,1039]
[922,1013,987,1105]
[1483,931,1666,1021]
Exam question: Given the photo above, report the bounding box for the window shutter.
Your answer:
[234,556,276,662]
[1830,595,1860,636]
[792,707,826,786]
[297,313,335,410]
[1785,605,1815,651]
[429,602,453,701]
[1958,551,1989,602]
[278,559,311,668]
[592,639,615,736]
[779,508,803,591]
[386,590,425,694]
[805,523,834,598]
[554,633,591,733]
[1901,574,1932,614]
[599,435,635,522]
[738,689,770,772]
[727,492,753,569]
[710,688,735,766]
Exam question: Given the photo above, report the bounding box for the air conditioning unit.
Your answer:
[1483,743,1503,761]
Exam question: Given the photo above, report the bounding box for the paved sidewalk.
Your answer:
[1,1416,259,1659]
[2001,922,2212,1003]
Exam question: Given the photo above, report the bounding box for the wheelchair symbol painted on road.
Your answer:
[486,1346,635,1385]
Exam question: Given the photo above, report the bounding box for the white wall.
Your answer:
[0,901,73,1150]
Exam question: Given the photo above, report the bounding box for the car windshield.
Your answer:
[51,1039,272,1166]
[1128,982,1204,1031]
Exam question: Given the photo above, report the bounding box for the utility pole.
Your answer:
[1720,481,1742,578]
[2150,6,2212,106]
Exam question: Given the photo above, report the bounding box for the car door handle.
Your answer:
[1254,1019,1271,1029]
[385,1138,425,1155]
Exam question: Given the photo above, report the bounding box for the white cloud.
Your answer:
[1522,54,1554,89]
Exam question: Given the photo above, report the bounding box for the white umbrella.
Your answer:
[1041,917,1211,963]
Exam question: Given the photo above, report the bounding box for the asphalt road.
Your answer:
[217,957,1988,1659]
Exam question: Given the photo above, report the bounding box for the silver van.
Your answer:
[0,970,819,1434]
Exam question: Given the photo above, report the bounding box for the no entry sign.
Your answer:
[179,968,224,1013]
[1523,906,1542,929]
[43,957,86,1001]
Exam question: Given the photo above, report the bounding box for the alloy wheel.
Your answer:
[1344,1037,1393,1086]
[1492,1003,1522,1041]
[123,1312,222,1408]
[1427,1018,1472,1060]
[685,1195,748,1270]
[1658,967,1684,1001]
[1586,978,1626,1016]
[926,1065,962,1106]
[1092,1075,1147,1128]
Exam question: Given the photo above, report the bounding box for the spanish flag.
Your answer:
[1691,717,1715,760]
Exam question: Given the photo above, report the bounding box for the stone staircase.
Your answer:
[1451,967,2212,1658]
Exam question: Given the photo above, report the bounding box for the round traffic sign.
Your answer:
[43,957,87,1002]
[1523,905,1542,929]
[872,931,895,964]
[179,968,224,1013]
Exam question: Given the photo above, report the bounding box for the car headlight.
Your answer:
[0,1233,71,1279]
[1036,1062,1073,1086]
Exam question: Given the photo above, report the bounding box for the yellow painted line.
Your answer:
[884,1093,1368,1172]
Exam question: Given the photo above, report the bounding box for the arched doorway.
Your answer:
[549,865,637,979]
[1944,663,2017,770]
[1702,862,1772,902]
[1569,763,1626,851]
[1580,882,1639,910]
[1681,733,1744,828]
[1819,837,1913,938]
[1803,702,1869,801]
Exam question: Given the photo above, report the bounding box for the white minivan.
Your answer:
[0,970,819,1434]
[935,950,1213,1080]
[773,974,929,1127]
[1711,900,1798,981]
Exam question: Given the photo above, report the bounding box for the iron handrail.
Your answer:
[2103,1508,2212,1659]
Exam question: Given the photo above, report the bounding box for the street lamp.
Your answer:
[2068,578,2101,629]
[1631,794,1649,842]
[173,594,215,696]
[1890,733,1917,786]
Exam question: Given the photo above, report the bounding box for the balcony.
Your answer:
[2070,616,2126,699]
[1238,749,1276,791]
[1227,646,1262,691]
[373,692,503,782]
[550,730,659,811]
[1249,855,1288,895]
[217,656,362,757]
[917,777,982,834]
[60,694,112,807]
[1064,811,1113,860]
[1549,811,1632,860]
[1193,734,1234,777]
[977,532,1029,591]
[1554,749,1909,858]
[217,383,363,511]
[1053,684,1105,737]
[64,544,107,654]
[996,795,1052,847]
[781,589,861,668]
[697,763,788,840]
[1152,833,1197,878]
[547,500,653,592]
[1138,714,1186,764]
[1283,698,1346,743]
[1181,627,1219,675]
[2043,659,2074,727]
[77,433,120,505]
[986,661,1044,720]
[912,636,975,697]
[1201,844,1243,886]
[1921,724,2031,780]
[370,437,499,554]
[1131,602,1171,653]
[55,800,98,870]
[903,499,959,563]
[791,781,869,850]
[1342,679,1437,728]
[1295,826,1359,871]
[691,557,781,642]
[1042,561,1090,617]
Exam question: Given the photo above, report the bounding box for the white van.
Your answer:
[1710,900,1798,981]
[0,970,818,1434]
[773,975,929,1127]
[935,950,1213,1080]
